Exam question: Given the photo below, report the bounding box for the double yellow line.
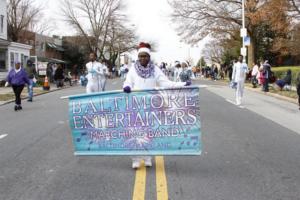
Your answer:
[132,156,168,200]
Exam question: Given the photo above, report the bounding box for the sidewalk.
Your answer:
[194,76,298,105]
[199,79,300,134]
[0,84,64,106]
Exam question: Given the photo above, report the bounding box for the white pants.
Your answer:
[86,79,106,94]
[235,81,245,105]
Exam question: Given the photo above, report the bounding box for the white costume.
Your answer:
[86,61,108,93]
[120,64,130,79]
[232,61,248,105]
[123,42,188,168]
[123,62,186,169]
[124,65,186,90]
[174,67,182,82]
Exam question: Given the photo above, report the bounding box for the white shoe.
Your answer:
[132,160,140,169]
[144,158,152,167]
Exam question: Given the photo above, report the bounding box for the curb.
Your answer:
[196,78,298,105]
[246,86,298,105]
[0,85,71,106]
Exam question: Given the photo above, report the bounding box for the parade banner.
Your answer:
[68,87,201,155]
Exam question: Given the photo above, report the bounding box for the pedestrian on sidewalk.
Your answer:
[25,60,37,102]
[85,52,109,93]
[274,69,292,91]
[179,61,192,82]
[5,62,30,111]
[251,61,259,88]
[123,42,191,169]
[296,71,300,110]
[262,60,272,92]
[232,55,248,105]
[54,64,65,88]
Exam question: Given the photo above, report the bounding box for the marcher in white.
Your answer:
[232,55,248,105]
[123,42,191,169]
[85,52,109,93]
[173,61,182,82]
[121,60,130,79]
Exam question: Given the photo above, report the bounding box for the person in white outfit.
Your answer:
[232,55,248,105]
[123,42,191,169]
[173,61,182,82]
[85,52,109,93]
[251,61,259,88]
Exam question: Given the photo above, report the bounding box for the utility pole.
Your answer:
[241,0,247,63]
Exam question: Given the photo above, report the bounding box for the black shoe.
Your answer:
[18,105,22,110]
[27,99,32,102]
[14,105,18,111]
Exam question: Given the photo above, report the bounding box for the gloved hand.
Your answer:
[123,86,131,93]
[185,80,192,86]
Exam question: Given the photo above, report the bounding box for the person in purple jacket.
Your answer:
[6,62,30,111]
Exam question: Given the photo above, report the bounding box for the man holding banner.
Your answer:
[123,42,192,169]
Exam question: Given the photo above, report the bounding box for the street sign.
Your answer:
[240,28,247,37]
[241,47,247,56]
[244,37,251,46]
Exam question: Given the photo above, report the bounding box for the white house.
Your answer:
[0,0,31,81]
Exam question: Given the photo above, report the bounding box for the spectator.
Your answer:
[54,64,65,88]
[295,71,300,110]
[5,62,30,111]
[274,69,292,90]
[25,60,37,102]
[262,60,272,92]
[251,62,259,88]
[72,64,79,83]
[179,61,192,82]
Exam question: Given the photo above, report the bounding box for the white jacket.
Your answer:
[232,62,248,82]
[86,61,108,81]
[123,65,186,90]
[251,65,259,76]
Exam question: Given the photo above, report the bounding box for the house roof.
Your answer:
[46,42,64,51]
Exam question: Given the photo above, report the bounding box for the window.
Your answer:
[10,52,14,69]
[40,42,45,51]
[0,15,4,34]
[0,50,6,70]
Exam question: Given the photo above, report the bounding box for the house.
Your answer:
[18,31,66,76]
[0,0,32,81]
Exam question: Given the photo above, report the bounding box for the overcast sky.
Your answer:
[37,0,208,64]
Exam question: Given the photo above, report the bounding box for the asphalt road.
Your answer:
[0,78,299,200]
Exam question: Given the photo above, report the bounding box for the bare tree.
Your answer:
[7,0,42,42]
[104,16,138,66]
[289,0,300,15]
[28,17,54,35]
[61,0,125,57]
[202,39,225,64]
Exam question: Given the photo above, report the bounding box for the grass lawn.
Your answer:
[0,87,47,101]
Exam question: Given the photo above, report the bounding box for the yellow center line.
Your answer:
[156,156,168,200]
[132,161,146,200]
